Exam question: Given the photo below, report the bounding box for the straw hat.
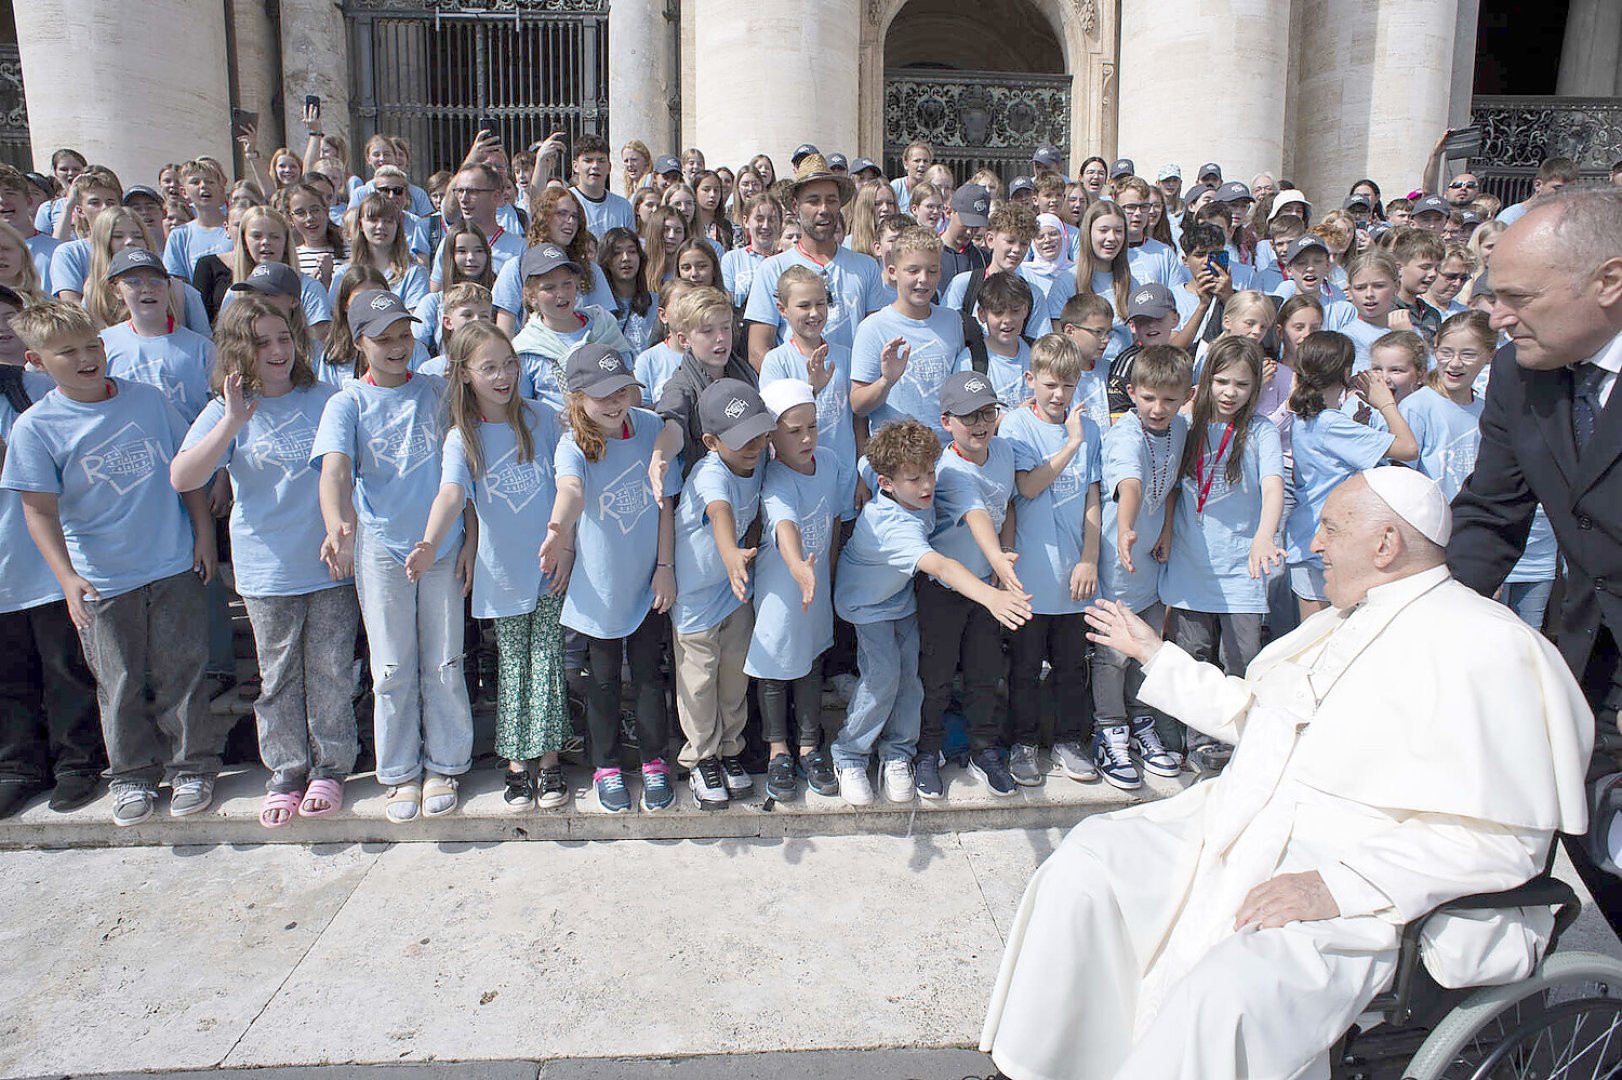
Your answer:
[788,153,856,204]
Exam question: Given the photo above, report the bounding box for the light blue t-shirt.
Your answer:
[1127,238,1181,288]
[309,373,459,564]
[0,380,195,599]
[1100,410,1188,612]
[941,269,1052,340]
[182,383,341,597]
[833,490,935,625]
[1341,318,1389,374]
[162,221,231,281]
[612,293,660,358]
[1074,363,1113,429]
[100,322,217,424]
[1000,403,1103,615]
[743,246,885,352]
[554,407,681,640]
[571,187,636,240]
[1160,415,1285,614]
[760,339,857,479]
[744,447,850,680]
[1284,408,1394,565]
[491,256,616,319]
[851,304,966,442]
[1507,508,1558,583]
[33,198,64,237]
[1399,386,1483,501]
[930,438,1012,586]
[1497,201,1529,226]
[411,292,446,352]
[633,341,685,407]
[326,262,430,312]
[954,339,1031,410]
[1171,284,1219,342]
[429,226,525,286]
[47,238,91,297]
[219,268,334,330]
[25,233,59,294]
[672,450,764,635]
[0,395,63,613]
[720,246,768,310]
[441,400,561,619]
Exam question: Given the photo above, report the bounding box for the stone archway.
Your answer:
[856,0,1117,172]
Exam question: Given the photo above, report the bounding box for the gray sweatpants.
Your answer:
[77,570,224,784]
[242,585,362,794]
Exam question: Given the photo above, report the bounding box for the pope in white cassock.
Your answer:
[980,468,1595,1080]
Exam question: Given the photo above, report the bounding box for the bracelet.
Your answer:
[656,561,674,568]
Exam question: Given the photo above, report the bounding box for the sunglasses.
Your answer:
[376,186,407,196]
[1449,180,1479,190]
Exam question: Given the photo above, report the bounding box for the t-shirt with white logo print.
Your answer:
[672,449,764,635]
[850,303,967,443]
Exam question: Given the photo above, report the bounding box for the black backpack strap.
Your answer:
[958,267,990,374]
[0,364,31,415]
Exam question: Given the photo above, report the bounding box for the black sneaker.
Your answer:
[48,773,99,813]
[969,748,1018,797]
[798,748,838,796]
[765,753,797,800]
[719,756,753,795]
[502,768,535,811]
[691,757,729,805]
[914,751,945,800]
[536,766,569,809]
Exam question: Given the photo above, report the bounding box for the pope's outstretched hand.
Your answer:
[1084,599,1164,665]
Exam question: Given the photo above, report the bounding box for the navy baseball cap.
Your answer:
[349,290,419,338]
[1033,145,1064,168]
[23,172,54,199]
[851,157,882,176]
[1008,175,1036,196]
[106,247,169,281]
[1282,236,1330,264]
[698,379,775,450]
[1183,182,1214,205]
[827,153,849,172]
[1213,181,1252,204]
[1110,158,1136,180]
[122,184,163,206]
[1460,209,1482,227]
[1413,194,1450,217]
[791,143,820,166]
[228,261,301,297]
[652,155,681,175]
[1125,283,1176,321]
[566,342,640,398]
[939,371,1001,417]
[1342,193,1373,211]
[1197,162,1223,182]
[949,183,991,228]
[520,242,582,280]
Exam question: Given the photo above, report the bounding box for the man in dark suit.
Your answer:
[1447,186,1622,907]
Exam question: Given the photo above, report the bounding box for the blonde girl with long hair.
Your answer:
[342,192,428,308]
[83,207,199,331]
[1074,200,1135,362]
[620,139,652,195]
[225,205,333,342]
[0,221,48,305]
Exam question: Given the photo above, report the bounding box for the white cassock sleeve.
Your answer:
[1138,642,1252,746]
[1318,815,1551,923]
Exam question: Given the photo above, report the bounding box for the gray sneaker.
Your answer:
[1008,743,1044,787]
[169,773,216,817]
[1052,741,1098,782]
[110,781,157,827]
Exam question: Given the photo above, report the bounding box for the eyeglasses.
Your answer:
[952,406,1001,425]
[1434,348,1484,363]
[1449,180,1479,190]
[1073,324,1112,338]
[1439,271,1470,282]
[1117,202,1151,214]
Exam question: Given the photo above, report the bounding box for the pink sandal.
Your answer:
[260,790,302,829]
[299,778,344,817]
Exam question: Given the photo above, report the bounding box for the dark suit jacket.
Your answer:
[1447,341,1622,681]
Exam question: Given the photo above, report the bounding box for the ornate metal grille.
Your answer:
[884,69,1072,184]
[343,0,608,182]
[1468,96,1622,205]
[0,43,28,172]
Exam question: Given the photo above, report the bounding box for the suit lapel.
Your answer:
[1530,360,1577,486]
[1575,373,1622,496]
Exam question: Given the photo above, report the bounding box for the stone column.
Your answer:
[16,0,232,187]
[1558,0,1622,97]
[1116,0,1290,184]
[609,0,674,155]
[1449,0,1482,127]
[280,0,352,170]
[1291,0,1456,205]
[692,0,859,171]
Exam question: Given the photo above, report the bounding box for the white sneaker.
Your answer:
[837,766,874,807]
[881,758,915,803]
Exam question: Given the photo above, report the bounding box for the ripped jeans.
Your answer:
[353,528,473,786]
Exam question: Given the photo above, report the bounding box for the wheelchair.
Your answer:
[1331,869,1622,1079]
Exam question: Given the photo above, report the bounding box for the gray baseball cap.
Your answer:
[349,289,419,338]
[1008,175,1036,196]
[949,183,991,227]
[1110,158,1136,180]
[1413,194,1451,217]
[122,184,163,206]
[1213,180,1253,204]
[1197,161,1223,182]
[851,157,882,176]
[1125,282,1177,321]
[827,153,849,172]
[1342,193,1373,211]
[791,143,821,166]
[565,342,641,398]
[938,371,1001,417]
[698,378,775,450]
[1033,145,1064,168]
[228,261,301,297]
[106,247,169,281]
[1282,236,1330,264]
[652,155,681,175]
[520,242,582,280]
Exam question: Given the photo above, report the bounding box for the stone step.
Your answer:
[0,758,1193,849]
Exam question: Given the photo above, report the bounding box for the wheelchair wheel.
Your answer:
[1403,951,1622,1079]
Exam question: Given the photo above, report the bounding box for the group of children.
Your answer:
[0,130,1554,828]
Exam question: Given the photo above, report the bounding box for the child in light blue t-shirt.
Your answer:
[539,343,682,815]
[745,380,853,801]
[833,418,1031,808]
[311,290,471,825]
[954,271,1035,409]
[173,295,358,826]
[406,323,571,813]
[759,265,857,498]
[99,254,218,424]
[0,302,220,826]
[670,379,774,806]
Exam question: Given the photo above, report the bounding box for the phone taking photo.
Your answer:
[1206,249,1230,275]
[305,94,321,118]
[478,116,500,138]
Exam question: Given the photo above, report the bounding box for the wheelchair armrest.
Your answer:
[1430,877,1582,918]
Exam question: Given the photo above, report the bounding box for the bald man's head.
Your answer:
[1313,475,1446,608]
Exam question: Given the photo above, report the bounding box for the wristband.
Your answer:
[656,561,674,568]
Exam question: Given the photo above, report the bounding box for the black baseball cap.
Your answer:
[1213,181,1252,204]
[122,185,163,206]
[1282,236,1330,264]
[1183,182,1214,206]
[228,261,301,297]
[698,378,775,450]
[1197,162,1223,182]
[1008,176,1036,196]
[851,157,882,177]
[1125,283,1176,321]
[23,172,54,199]
[1109,158,1136,180]
[949,183,991,228]
[938,371,1001,417]
[350,290,419,338]
[1342,193,1372,211]
[1413,194,1450,218]
[566,342,640,398]
[827,153,849,172]
[652,155,681,176]
[106,247,169,281]
[791,144,821,166]
[520,242,582,280]
[1033,145,1064,168]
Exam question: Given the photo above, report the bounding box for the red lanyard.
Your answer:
[795,240,833,268]
[363,371,412,386]
[1194,422,1236,514]
[489,226,504,244]
[128,316,175,334]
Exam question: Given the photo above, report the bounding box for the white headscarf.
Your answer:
[1028,212,1074,278]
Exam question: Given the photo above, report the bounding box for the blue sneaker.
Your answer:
[641,759,675,811]
[914,751,944,800]
[1130,716,1182,777]
[1091,725,1142,791]
[593,767,631,813]
[969,748,1018,797]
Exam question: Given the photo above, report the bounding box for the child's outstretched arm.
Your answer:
[405,481,468,582]
[649,418,682,493]
[1114,477,1142,575]
[180,486,218,584]
[775,520,817,611]
[1249,474,1287,579]
[317,453,358,579]
[707,500,757,602]
[963,506,1022,594]
[917,551,1032,631]
[538,476,583,595]
[653,495,677,613]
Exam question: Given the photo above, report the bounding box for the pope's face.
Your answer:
[1312,480,1385,609]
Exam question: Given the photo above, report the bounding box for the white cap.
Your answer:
[1156,163,1181,182]
[1360,466,1452,547]
[760,378,815,419]
[1269,189,1312,220]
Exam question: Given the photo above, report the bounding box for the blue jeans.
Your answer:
[1503,580,1554,631]
[353,528,473,786]
[834,615,922,769]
